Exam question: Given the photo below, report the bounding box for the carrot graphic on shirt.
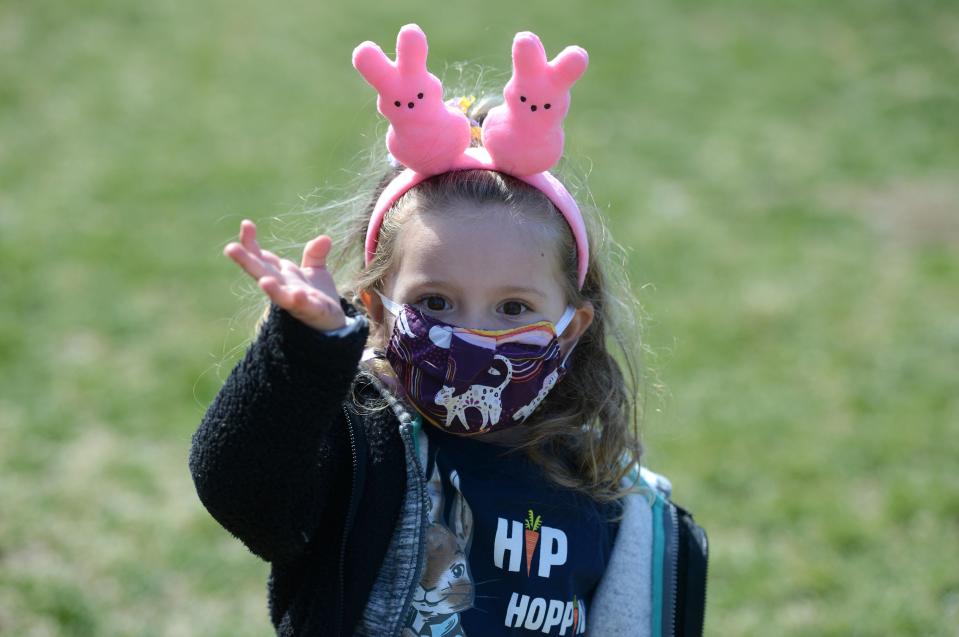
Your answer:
[524,509,542,576]
[572,595,579,630]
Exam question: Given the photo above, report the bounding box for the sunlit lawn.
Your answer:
[2,0,957,634]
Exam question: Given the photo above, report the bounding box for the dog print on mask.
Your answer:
[434,355,514,431]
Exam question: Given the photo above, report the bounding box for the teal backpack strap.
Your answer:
[624,452,686,637]
[636,465,709,637]
[409,413,429,480]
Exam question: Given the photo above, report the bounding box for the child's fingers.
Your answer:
[258,248,284,270]
[301,235,333,270]
[258,277,293,307]
[290,287,311,310]
[239,220,263,258]
[258,279,334,326]
[224,242,274,280]
[260,277,314,310]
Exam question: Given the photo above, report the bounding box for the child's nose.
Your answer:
[457,310,503,332]
[444,309,475,330]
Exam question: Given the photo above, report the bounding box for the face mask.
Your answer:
[378,291,578,435]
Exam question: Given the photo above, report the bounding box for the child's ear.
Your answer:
[558,301,594,357]
[360,289,384,324]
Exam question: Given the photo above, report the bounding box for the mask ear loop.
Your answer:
[554,305,577,336]
[555,305,580,370]
[376,290,403,317]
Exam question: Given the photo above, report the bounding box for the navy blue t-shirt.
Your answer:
[403,421,619,636]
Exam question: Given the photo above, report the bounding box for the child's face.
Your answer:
[375,201,593,355]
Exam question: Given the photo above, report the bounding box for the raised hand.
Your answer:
[223,220,347,332]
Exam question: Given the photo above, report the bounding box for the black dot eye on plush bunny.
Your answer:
[393,91,426,109]
[191,22,708,637]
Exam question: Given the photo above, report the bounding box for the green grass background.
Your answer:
[2,0,958,634]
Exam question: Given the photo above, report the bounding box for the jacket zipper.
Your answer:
[389,419,432,637]
[668,501,679,637]
[669,502,709,637]
[699,531,709,637]
[335,406,361,637]
[679,505,709,637]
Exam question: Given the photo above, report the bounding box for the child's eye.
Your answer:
[499,301,531,316]
[417,295,450,312]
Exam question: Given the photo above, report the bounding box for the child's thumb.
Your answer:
[301,235,333,269]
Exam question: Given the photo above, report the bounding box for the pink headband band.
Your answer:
[353,24,590,289]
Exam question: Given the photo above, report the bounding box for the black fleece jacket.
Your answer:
[188,301,408,636]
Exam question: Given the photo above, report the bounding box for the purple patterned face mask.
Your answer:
[379,292,578,435]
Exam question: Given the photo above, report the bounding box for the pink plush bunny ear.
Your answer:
[550,45,589,85]
[512,31,550,77]
[395,24,428,75]
[352,41,393,93]
[481,31,589,176]
[352,24,430,92]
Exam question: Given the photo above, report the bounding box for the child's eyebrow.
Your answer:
[405,281,546,300]
[404,279,455,295]
[496,285,547,300]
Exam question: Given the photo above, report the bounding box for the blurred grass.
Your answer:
[2,0,958,635]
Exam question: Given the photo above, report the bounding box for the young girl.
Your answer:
[189,24,706,637]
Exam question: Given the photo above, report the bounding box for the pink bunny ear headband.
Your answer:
[352,24,590,288]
